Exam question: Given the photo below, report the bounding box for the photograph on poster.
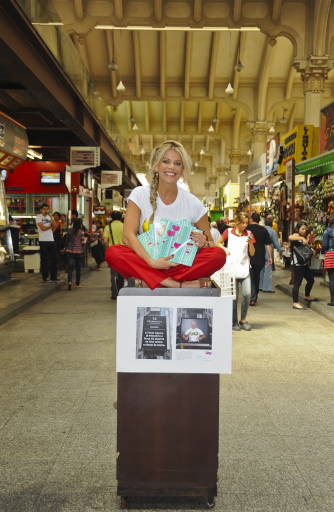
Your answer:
[136,307,172,360]
[117,296,232,374]
[176,308,212,350]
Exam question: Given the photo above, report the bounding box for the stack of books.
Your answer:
[137,218,203,266]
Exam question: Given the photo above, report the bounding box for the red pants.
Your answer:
[105,245,226,290]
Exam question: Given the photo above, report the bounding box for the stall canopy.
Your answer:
[295,149,334,175]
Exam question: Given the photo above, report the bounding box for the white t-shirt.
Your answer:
[184,327,204,342]
[36,213,54,242]
[128,185,207,234]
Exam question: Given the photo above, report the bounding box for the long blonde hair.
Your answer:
[148,140,192,223]
[234,212,249,225]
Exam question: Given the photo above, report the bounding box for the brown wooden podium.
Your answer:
[116,287,221,509]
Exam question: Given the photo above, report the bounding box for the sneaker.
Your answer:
[51,278,62,282]
[232,323,241,331]
[239,321,252,331]
[43,278,50,282]
[327,301,334,307]
[249,301,256,306]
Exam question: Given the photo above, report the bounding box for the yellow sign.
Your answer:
[281,125,318,167]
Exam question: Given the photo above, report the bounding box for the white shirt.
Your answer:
[184,327,204,342]
[129,185,207,234]
[36,213,54,242]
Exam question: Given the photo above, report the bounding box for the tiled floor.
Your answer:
[0,263,333,511]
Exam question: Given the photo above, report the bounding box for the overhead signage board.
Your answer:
[0,113,28,170]
[70,147,100,171]
[282,125,316,166]
[101,170,122,187]
[266,133,281,174]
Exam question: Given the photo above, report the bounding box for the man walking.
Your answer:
[103,211,124,299]
[260,219,282,293]
[247,213,272,305]
[35,203,60,282]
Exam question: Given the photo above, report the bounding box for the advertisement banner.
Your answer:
[266,133,281,174]
[320,100,334,154]
[0,113,28,169]
[282,125,315,166]
[116,295,232,374]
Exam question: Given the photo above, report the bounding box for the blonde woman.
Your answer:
[217,213,255,331]
[105,141,225,289]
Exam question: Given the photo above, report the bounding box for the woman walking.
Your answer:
[321,212,334,306]
[217,213,255,331]
[90,219,105,270]
[289,221,316,310]
[65,218,87,290]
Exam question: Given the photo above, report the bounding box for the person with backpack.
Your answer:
[103,211,125,300]
[289,220,317,310]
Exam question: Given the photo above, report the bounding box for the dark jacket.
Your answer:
[321,225,334,254]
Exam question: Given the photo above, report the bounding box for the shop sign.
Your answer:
[245,182,251,199]
[286,160,294,189]
[78,185,94,198]
[0,113,28,170]
[320,100,334,153]
[101,170,122,187]
[70,147,100,169]
[266,133,281,174]
[282,125,314,166]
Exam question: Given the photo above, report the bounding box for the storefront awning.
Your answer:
[295,148,334,175]
[253,170,277,186]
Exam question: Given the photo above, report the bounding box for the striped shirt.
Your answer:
[66,229,85,254]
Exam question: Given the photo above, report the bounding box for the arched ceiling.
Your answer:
[23,0,334,186]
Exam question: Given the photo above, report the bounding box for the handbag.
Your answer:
[293,244,313,265]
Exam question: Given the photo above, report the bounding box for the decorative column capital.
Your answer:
[228,149,242,165]
[216,164,228,176]
[208,174,218,184]
[246,121,268,143]
[204,181,210,190]
[293,57,331,93]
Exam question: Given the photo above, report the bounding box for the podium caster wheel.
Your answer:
[207,500,215,508]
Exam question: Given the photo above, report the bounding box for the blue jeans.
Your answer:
[259,259,272,291]
[67,253,83,286]
[233,275,251,324]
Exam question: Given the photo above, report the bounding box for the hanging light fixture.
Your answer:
[116,80,125,92]
[234,33,244,72]
[140,148,145,155]
[200,148,205,155]
[212,116,219,123]
[280,109,288,124]
[269,126,275,134]
[108,59,118,71]
[247,149,252,156]
[129,116,135,123]
[225,83,234,94]
[208,125,215,132]
[132,123,138,131]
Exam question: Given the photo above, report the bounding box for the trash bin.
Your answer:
[22,246,40,273]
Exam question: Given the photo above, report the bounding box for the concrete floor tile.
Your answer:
[0,461,54,493]
[218,492,319,511]
[294,458,334,496]
[219,434,292,460]
[0,494,39,512]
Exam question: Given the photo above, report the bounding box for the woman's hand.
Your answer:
[150,255,179,270]
[190,231,207,249]
[300,237,308,245]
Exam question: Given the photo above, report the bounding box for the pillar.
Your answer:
[228,150,242,182]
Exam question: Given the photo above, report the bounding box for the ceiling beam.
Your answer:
[144,101,149,132]
[154,0,162,22]
[233,0,242,23]
[133,31,141,99]
[232,32,246,100]
[180,103,185,133]
[272,0,282,23]
[197,103,203,133]
[73,0,84,20]
[114,0,123,21]
[258,39,276,120]
[285,64,296,100]
[314,0,331,55]
[160,32,166,99]
[184,32,193,100]
[208,32,220,100]
[162,102,167,132]
[194,0,202,23]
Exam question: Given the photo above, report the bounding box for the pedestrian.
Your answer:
[209,217,221,244]
[289,220,317,310]
[105,140,225,289]
[35,203,60,282]
[90,219,105,271]
[217,212,255,331]
[247,212,273,306]
[259,219,282,293]
[103,211,125,300]
[65,218,87,290]
[321,212,334,306]
[217,217,230,235]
